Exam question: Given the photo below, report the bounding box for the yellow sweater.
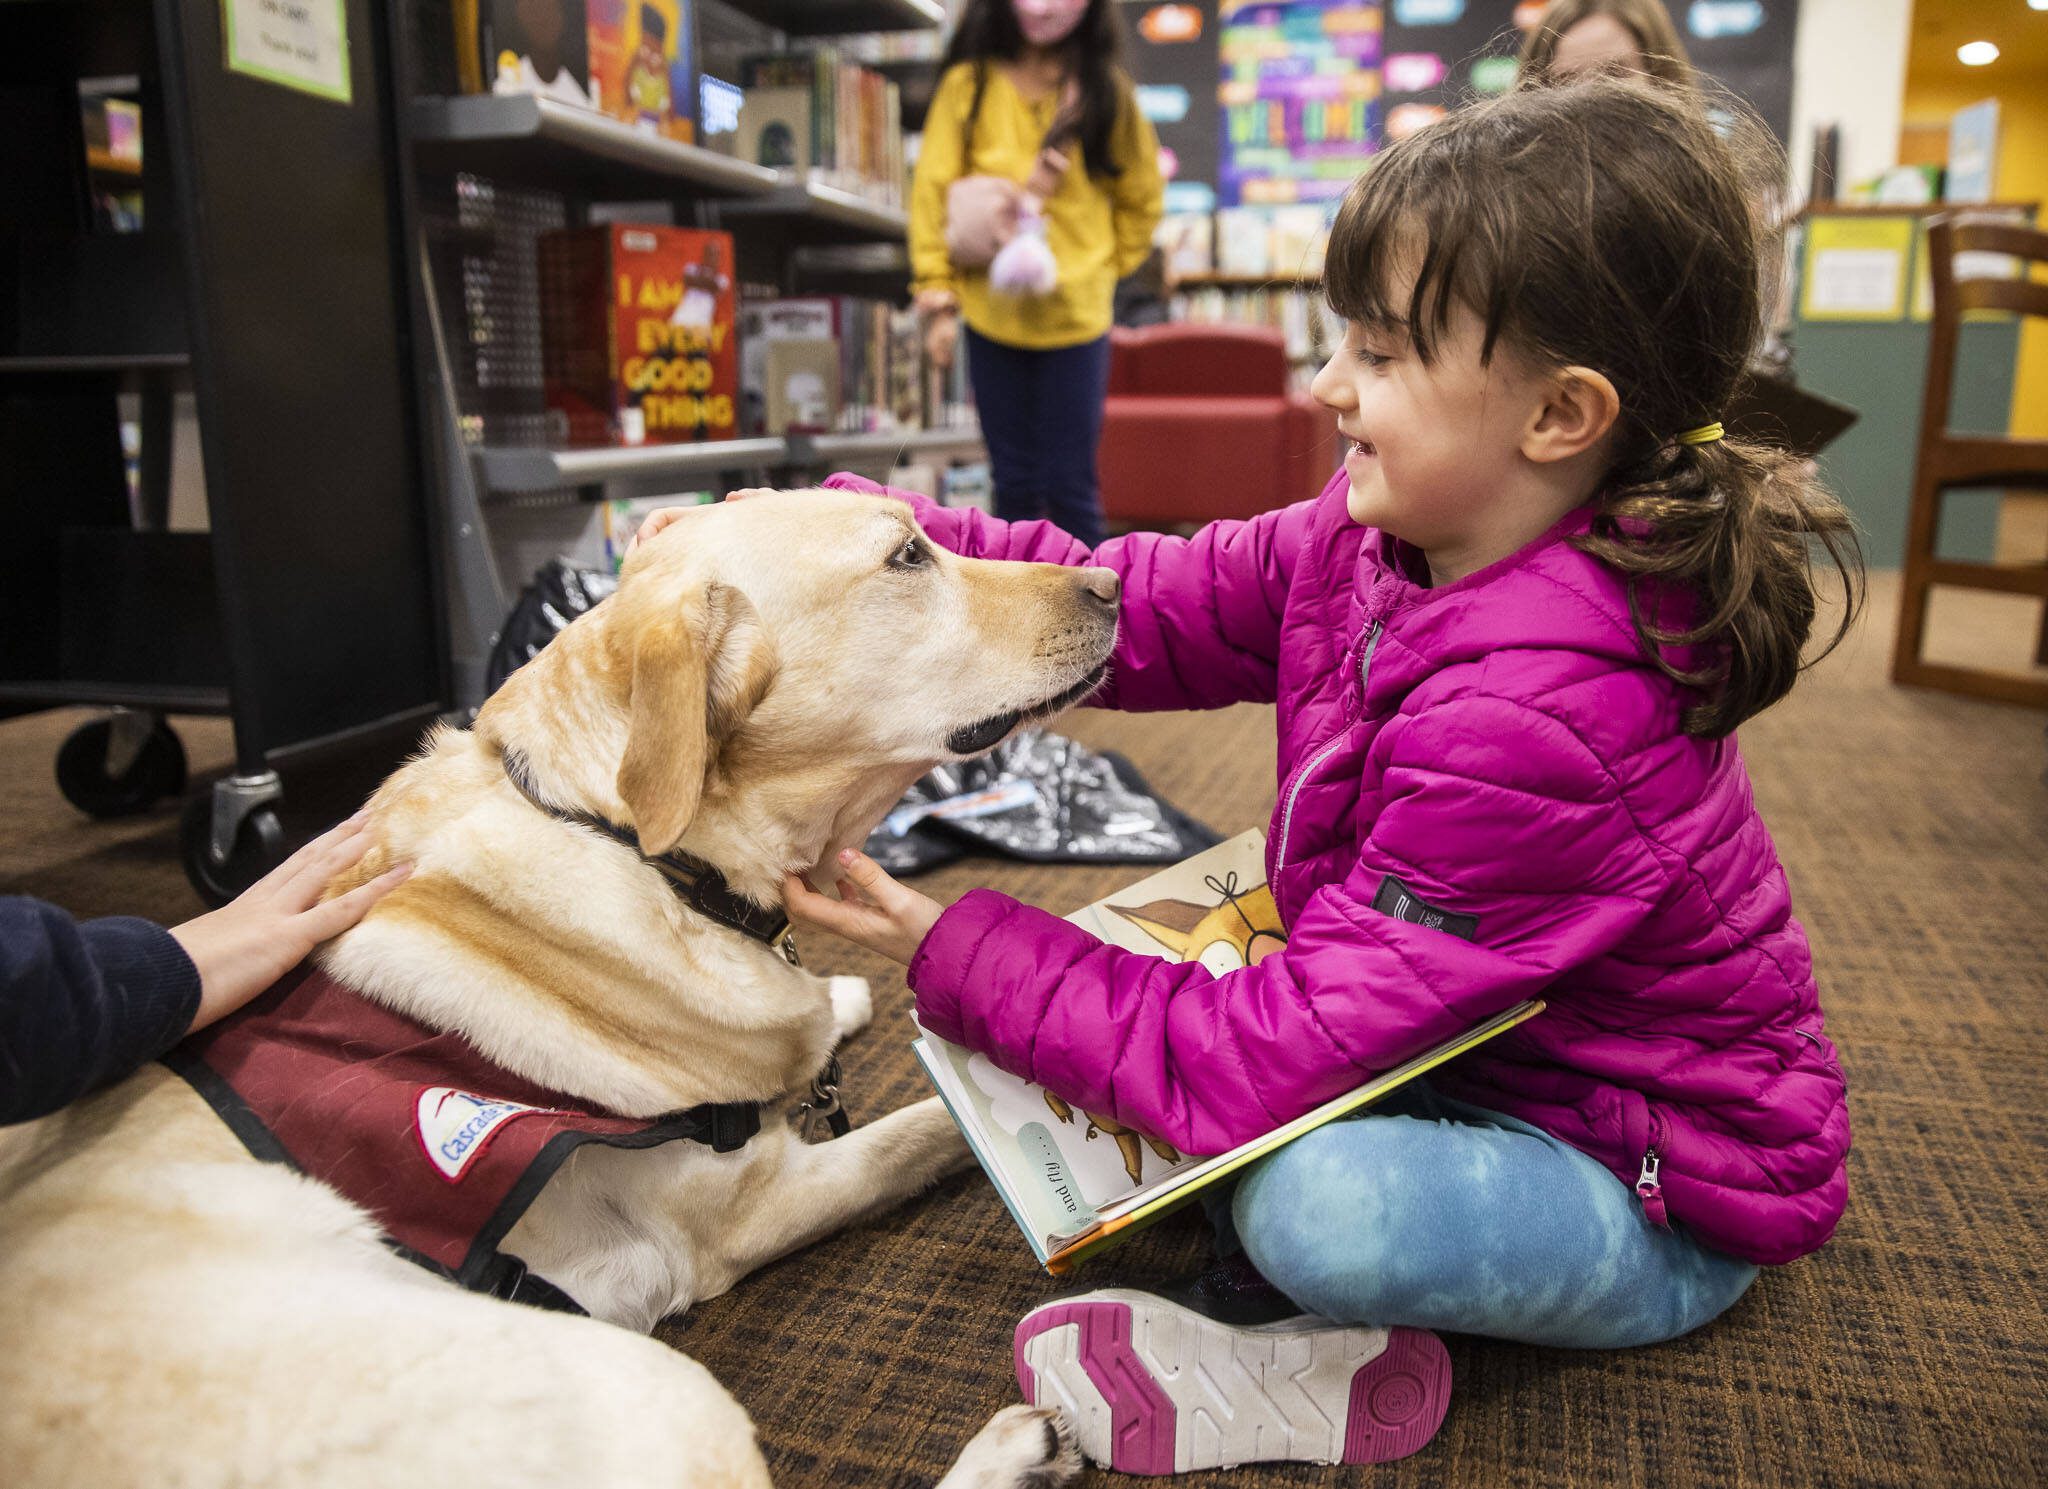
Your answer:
[910,62,1164,350]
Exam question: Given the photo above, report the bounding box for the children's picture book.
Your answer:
[589,0,697,142]
[912,829,1544,1273]
[479,0,599,109]
[538,225,736,446]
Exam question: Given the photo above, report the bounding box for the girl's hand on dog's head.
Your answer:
[784,849,943,967]
[627,491,773,555]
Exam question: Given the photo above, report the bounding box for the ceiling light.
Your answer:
[2030,1,2047,13]
[1957,40,1999,65]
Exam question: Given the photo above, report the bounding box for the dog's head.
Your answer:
[477,488,1118,868]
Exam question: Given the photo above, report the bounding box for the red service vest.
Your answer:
[167,963,759,1310]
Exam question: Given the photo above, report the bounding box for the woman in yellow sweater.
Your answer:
[910,0,1163,545]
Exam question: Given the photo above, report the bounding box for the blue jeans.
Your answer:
[1218,1086,1760,1349]
[964,326,1111,547]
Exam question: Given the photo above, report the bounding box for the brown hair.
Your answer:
[1324,74,1861,738]
[1517,0,1695,88]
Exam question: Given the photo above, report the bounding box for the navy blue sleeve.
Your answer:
[1,896,202,1126]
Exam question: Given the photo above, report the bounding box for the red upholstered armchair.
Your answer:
[1096,323,1339,529]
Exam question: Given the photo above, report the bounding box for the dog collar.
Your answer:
[500,749,797,960]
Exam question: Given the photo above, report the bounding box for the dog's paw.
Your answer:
[828,976,873,1043]
[934,1405,1081,1489]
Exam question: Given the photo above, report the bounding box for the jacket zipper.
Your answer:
[1274,621,1381,874]
[1636,1109,1670,1229]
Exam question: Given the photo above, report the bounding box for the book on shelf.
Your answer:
[1155,211,1214,278]
[539,225,737,446]
[462,0,698,142]
[911,829,1546,1274]
[737,295,975,440]
[589,0,697,143]
[1212,205,1332,279]
[735,86,812,172]
[742,49,906,210]
[762,339,840,435]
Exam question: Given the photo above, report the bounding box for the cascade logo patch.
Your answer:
[415,1087,558,1182]
[1372,875,1479,941]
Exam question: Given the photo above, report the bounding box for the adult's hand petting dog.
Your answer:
[171,815,411,1033]
[785,848,945,967]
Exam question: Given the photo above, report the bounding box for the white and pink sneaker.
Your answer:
[1013,1288,1450,1475]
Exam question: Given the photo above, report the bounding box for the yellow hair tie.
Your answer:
[1676,421,1724,446]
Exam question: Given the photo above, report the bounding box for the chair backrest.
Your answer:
[1107,322,1292,398]
[1920,213,2048,440]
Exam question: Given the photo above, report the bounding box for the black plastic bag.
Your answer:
[485,559,618,697]
[861,729,1218,876]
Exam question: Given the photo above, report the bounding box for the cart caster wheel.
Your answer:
[56,717,188,818]
[180,794,286,907]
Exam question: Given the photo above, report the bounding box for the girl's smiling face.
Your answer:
[1311,304,1554,574]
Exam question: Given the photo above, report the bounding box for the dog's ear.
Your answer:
[616,581,775,856]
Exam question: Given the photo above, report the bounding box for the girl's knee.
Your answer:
[1230,1122,1418,1320]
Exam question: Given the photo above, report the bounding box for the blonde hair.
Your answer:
[1517,0,1695,88]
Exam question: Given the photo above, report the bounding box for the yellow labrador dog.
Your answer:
[0,487,1120,1488]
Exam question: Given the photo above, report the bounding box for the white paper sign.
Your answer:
[1806,249,1905,317]
[223,0,351,105]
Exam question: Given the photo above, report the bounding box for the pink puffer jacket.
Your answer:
[827,471,1850,1266]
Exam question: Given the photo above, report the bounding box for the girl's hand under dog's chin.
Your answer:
[783,849,943,967]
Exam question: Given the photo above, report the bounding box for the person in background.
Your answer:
[1,816,410,1126]
[909,0,1164,547]
[1517,0,1694,85]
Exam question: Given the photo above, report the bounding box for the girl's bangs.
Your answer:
[1322,151,1484,364]
[1323,175,1414,338]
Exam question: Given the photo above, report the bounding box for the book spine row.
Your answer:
[742,50,905,211]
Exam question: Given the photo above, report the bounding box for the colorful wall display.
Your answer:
[1124,0,1224,212]
[1217,1,1383,207]
[1120,0,1805,233]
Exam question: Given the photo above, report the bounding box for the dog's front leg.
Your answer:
[826,974,872,1044]
[716,1096,970,1278]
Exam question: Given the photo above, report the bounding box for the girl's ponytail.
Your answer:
[1574,432,1863,738]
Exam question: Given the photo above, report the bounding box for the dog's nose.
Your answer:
[1079,568,1121,609]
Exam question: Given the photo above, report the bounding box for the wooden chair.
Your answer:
[1891,213,2048,707]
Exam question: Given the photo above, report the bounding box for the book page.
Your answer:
[915,1027,1200,1244]
[1066,830,1279,972]
[913,830,1278,1242]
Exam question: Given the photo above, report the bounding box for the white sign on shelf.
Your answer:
[222,0,351,105]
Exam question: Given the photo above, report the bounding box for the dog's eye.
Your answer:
[887,537,931,570]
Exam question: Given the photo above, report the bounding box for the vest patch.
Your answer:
[415,1087,559,1182]
[1372,874,1479,941]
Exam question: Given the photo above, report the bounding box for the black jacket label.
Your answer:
[1371,875,1480,941]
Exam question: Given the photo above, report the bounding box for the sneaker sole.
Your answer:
[1013,1289,1449,1474]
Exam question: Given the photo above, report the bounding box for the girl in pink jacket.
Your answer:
[786,75,1859,1475]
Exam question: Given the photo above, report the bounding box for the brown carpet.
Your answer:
[3,573,2044,1487]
